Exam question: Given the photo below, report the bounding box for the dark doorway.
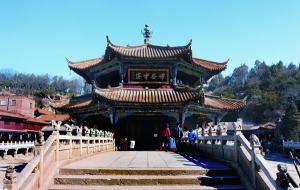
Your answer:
[116,114,168,150]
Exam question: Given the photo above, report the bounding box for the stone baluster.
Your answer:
[203,125,210,144]
[197,128,203,144]
[52,120,61,162]
[76,126,83,156]
[3,165,16,190]
[250,134,261,189]
[233,118,243,163]
[65,124,73,159]
[35,131,45,189]
[90,128,96,153]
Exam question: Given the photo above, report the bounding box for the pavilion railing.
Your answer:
[283,140,300,150]
[180,119,276,190]
[0,141,35,158]
[3,121,115,190]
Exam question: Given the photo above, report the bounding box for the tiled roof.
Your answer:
[50,95,93,109]
[26,117,50,125]
[37,114,70,123]
[35,108,70,122]
[94,87,203,104]
[67,38,228,78]
[67,58,102,70]
[35,108,53,115]
[192,58,227,71]
[204,95,246,110]
[0,110,27,120]
[107,40,191,59]
[0,110,49,125]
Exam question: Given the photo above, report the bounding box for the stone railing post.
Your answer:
[91,128,96,153]
[76,126,82,156]
[250,134,261,189]
[233,119,243,163]
[95,129,100,152]
[67,130,72,159]
[35,131,45,189]
[85,128,90,155]
[3,165,16,190]
[52,130,60,162]
[208,125,217,156]
[52,120,61,161]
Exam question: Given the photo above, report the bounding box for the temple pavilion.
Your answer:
[51,26,245,150]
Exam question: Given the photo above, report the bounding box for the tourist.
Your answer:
[162,123,171,151]
[188,129,196,143]
[172,123,183,147]
[120,138,128,151]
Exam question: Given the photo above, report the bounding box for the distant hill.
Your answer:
[207,60,300,140]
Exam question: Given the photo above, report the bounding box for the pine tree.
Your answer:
[281,103,300,140]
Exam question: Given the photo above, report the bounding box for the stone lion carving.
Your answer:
[233,118,243,131]
[202,126,210,136]
[196,128,202,137]
[51,120,62,131]
[4,165,16,183]
[217,123,227,135]
[74,126,82,135]
[90,128,96,136]
[95,129,100,137]
[250,134,261,146]
[209,125,217,136]
[99,130,104,137]
[37,131,44,144]
[64,123,73,132]
[84,126,90,137]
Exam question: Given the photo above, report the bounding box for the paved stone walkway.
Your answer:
[64,151,228,169]
[265,153,300,184]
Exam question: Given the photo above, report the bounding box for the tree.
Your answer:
[281,103,300,140]
[207,74,224,91]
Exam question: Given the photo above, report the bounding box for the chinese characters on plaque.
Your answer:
[128,68,169,84]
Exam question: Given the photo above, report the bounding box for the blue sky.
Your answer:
[0,0,299,79]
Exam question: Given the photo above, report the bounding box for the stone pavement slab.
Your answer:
[265,153,300,185]
[64,151,228,170]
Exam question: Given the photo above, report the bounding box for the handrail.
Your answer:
[237,134,276,188]
[238,134,252,153]
[15,134,56,189]
[256,154,276,182]
[16,153,41,189]
[188,120,277,190]
[3,120,115,190]
[43,134,56,154]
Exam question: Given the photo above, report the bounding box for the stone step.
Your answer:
[59,167,210,176]
[198,175,241,186]
[54,174,201,186]
[49,184,245,190]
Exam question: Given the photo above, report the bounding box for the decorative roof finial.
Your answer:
[142,24,152,44]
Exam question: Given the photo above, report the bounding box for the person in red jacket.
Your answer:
[161,123,171,151]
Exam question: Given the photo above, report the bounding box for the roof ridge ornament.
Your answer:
[106,35,112,45]
[142,24,152,44]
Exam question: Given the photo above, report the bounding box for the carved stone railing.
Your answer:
[283,140,300,150]
[180,119,276,190]
[0,141,35,158]
[3,121,115,190]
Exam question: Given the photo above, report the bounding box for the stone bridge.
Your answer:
[2,120,281,190]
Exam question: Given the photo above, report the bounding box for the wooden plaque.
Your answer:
[128,68,169,84]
